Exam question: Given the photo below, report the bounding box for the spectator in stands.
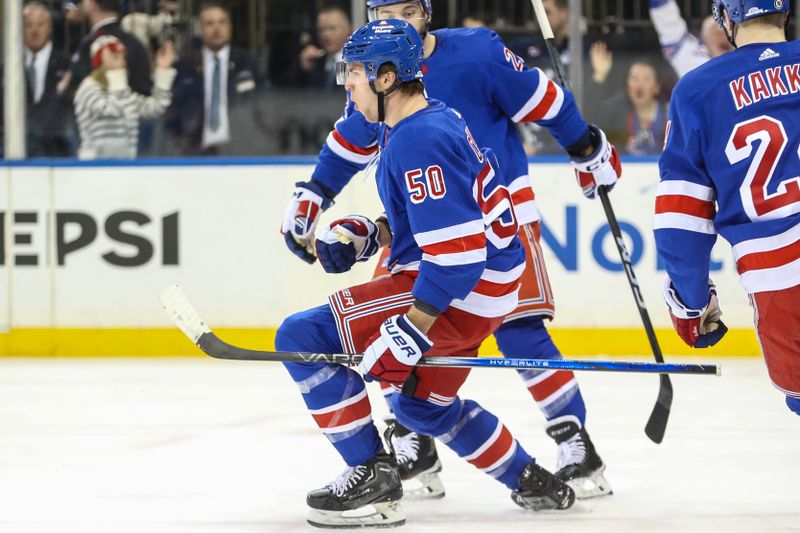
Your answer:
[121,1,182,54]
[598,59,667,156]
[461,15,487,28]
[0,1,73,157]
[70,0,153,97]
[74,35,175,159]
[294,6,352,89]
[165,0,261,155]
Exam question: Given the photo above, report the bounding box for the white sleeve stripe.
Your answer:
[414,220,485,246]
[653,213,716,234]
[481,263,527,284]
[732,221,800,259]
[541,82,564,121]
[511,68,549,123]
[422,249,487,267]
[325,132,375,165]
[507,175,532,193]
[656,180,715,201]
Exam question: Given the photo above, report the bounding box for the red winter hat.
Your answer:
[90,35,127,70]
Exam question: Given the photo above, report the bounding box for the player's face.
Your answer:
[626,63,660,107]
[370,2,428,37]
[344,63,379,122]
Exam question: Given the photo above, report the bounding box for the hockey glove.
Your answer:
[281,180,334,264]
[359,314,433,385]
[569,124,622,200]
[316,215,381,274]
[664,278,728,348]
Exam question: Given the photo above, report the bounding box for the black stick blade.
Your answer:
[645,375,674,443]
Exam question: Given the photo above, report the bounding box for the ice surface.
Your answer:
[0,357,797,533]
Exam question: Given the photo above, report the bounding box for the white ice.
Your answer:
[0,357,798,533]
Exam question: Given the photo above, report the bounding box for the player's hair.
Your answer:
[740,12,787,29]
[199,0,231,17]
[378,62,425,96]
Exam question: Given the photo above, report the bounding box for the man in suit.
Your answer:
[295,6,352,90]
[0,1,73,157]
[69,0,153,96]
[165,1,261,155]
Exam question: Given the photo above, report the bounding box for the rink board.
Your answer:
[0,160,760,356]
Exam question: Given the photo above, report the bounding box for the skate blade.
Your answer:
[307,500,406,529]
[567,466,613,500]
[401,468,445,500]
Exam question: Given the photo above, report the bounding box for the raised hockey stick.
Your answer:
[160,285,720,376]
[530,0,673,443]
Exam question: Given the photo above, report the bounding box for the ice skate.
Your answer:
[385,419,445,500]
[546,416,612,499]
[306,451,405,529]
[511,460,575,511]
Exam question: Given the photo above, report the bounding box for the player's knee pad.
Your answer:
[391,393,463,436]
[786,395,800,416]
[495,315,561,360]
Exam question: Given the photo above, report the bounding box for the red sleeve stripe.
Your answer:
[511,186,535,205]
[472,277,520,298]
[655,194,715,219]
[421,233,486,256]
[332,129,377,156]
[520,81,564,122]
[736,238,800,274]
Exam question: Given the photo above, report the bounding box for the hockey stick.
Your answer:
[160,285,720,376]
[530,0,673,443]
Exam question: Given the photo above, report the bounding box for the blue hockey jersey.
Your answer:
[655,40,800,308]
[376,99,526,318]
[313,26,590,226]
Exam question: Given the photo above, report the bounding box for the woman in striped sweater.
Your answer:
[75,35,176,159]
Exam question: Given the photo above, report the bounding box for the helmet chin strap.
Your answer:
[370,79,401,122]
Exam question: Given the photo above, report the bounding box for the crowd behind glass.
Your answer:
[1,0,786,159]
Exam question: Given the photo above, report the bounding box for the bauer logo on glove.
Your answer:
[359,314,433,385]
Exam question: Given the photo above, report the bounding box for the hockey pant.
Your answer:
[275,274,533,489]
[375,222,587,425]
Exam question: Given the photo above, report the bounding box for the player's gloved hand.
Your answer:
[281,180,334,264]
[569,124,622,200]
[315,215,381,274]
[359,314,433,385]
[664,278,728,348]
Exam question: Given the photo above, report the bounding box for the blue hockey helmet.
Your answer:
[712,0,790,26]
[338,19,424,85]
[366,0,432,21]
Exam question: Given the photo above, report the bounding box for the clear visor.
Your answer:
[368,2,428,23]
[335,61,349,85]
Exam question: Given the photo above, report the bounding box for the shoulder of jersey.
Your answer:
[433,26,499,60]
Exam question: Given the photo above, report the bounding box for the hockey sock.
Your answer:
[495,316,587,426]
[277,304,384,466]
[393,395,531,490]
[786,395,800,416]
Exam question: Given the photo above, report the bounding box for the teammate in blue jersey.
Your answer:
[277,20,577,528]
[280,0,621,501]
[655,0,800,415]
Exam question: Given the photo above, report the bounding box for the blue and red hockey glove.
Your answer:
[281,180,334,264]
[359,314,433,385]
[663,278,728,348]
[569,125,622,199]
[315,215,382,274]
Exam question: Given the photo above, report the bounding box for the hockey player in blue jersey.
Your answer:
[280,0,621,501]
[655,0,800,416]
[276,20,576,527]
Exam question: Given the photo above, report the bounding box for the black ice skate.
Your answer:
[546,416,612,499]
[306,451,405,529]
[384,419,445,500]
[511,460,576,511]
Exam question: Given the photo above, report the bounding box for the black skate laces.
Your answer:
[556,433,587,470]
[328,465,368,497]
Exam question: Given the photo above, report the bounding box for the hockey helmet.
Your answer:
[367,0,432,21]
[712,0,790,26]
[337,19,424,85]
